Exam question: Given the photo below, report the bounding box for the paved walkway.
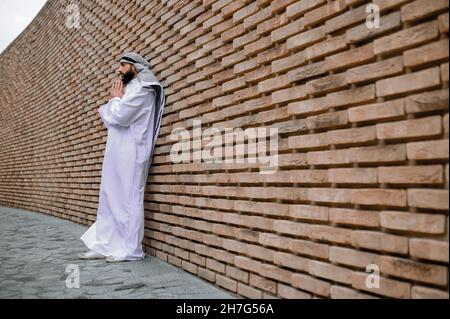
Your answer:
[0,206,236,299]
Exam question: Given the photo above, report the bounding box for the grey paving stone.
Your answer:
[0,206,237,299]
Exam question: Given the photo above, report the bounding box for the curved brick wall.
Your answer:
[0,0,449,298]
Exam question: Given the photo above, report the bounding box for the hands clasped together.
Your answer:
[110,79,124,99]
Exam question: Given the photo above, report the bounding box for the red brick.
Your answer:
[410,238,449,262]
[330,285,378,299]
[352,230,409,254]
[325,4,367,34]
[182,260,198,274]
[278,283,311,299]
[288,132,329,150]
[305,34,348,60]
[249,274,277,294]
[287,0,326,19]
[348,99,405,123]
[244,6,272,29]
[411,286,450,299]
[270,0,299,14]
[271,18,305,42]
[380,255,448,286]
[352,272,411,298]
[259,233,291,249]
[308,224,352,245]
[216,274,238,292]
[380,210,446,234]
[325,43,375,71]
[226,265,249,283]
[206,258,226,274]
[346,11,402,44]
[328,168,377,184]
[260,263,294,284]
[404,39,449,68]
[306,110,348,130]
[441,62,449,82]
[273,220,309,237]
[292,273,331,297]
[237,283,263,298]
[287,26,326,50]
[304,0,347,27]
[287,61,327,83]
[273,252,309,272]
[376,116,442,140]
[290,239,330,259]
[374,20,439,55]
[346,56,404,84]
[378,165,444,185]
[407,189,449,210]
[234,256,262,272]
[288,96,329,116]
[306,73,348,95]
[309,260,353,284]
[327,126,377,146]
[351,189,407,207]
[329,246,380,268]
[272,51,306,73]
[439,12,449,33]
[406,140,449,160]
[257,13,289,35]
[198,267,216,282]
[373,0,410,11]
[308,144,406,165]
[401,0,449,23]
[405,89,449,114]
[329,207,380,227]
[272,85,308,104]
[376,67,441,97]
[233,2,258,22]
[289,204,329,221]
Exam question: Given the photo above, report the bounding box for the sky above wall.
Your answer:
[0,0,48,55]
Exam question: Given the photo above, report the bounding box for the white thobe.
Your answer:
[81,77,156,260]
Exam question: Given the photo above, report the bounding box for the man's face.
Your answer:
[117,62,136,85]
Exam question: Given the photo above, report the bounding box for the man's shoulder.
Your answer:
[136,80,156,95]
[127,79,154,95]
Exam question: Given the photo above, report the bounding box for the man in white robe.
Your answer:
[79,52,165,263]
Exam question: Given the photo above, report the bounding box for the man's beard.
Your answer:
[121,69,135,85]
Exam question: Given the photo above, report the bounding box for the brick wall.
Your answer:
[0,0,448,298]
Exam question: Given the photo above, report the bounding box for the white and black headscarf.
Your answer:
[120,52,165,154]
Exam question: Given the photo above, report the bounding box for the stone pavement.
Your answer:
[0,206,236,299]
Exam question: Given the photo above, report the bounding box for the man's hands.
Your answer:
[110,79,124,99]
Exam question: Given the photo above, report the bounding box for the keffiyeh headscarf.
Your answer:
[120,52,165,155]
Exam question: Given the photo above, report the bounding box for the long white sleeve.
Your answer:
[99,86,155,128]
